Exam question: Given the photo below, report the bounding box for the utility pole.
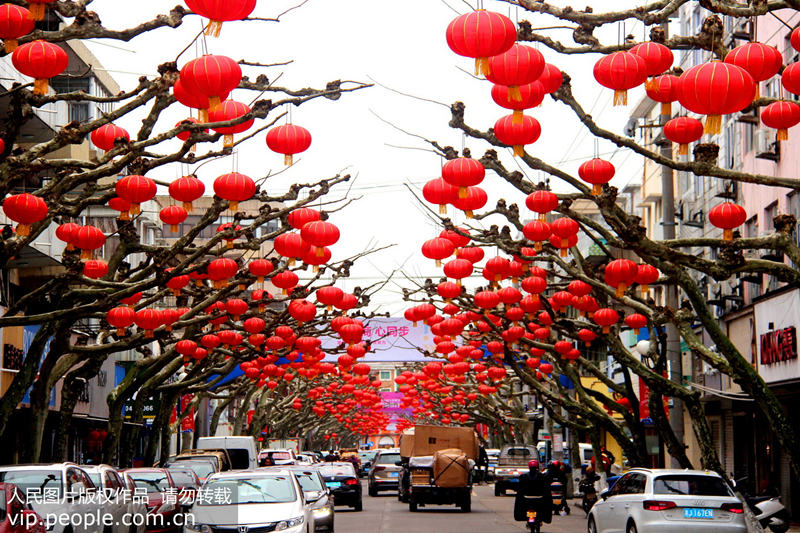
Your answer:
[657,20,685,468]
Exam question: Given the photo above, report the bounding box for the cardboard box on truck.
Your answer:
[400,425,478,460]
[433,449,470,488]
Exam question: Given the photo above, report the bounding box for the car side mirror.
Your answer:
[600,490,609,500]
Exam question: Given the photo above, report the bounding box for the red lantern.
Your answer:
[422,237,455,267]
[24,0,55,21]
[678,61,756,134]
[593,51,647,106]
[225,298,249,320]
[115,175,156,215]
[272,270,299,295]
[522,220,551,251]
[577,328,597,347]
[169,175,205,212]
[538,64,563,94]
[526,190,558,221]
[91,124,130,152]
[494,114,541,157]
[2,193,47,236]
[445,10,516,76]
[793,27,800,52]
[288,207,321,230]
[266,124,312,166]
[82,259,108,279]
[635,264,660,295]
[160,205,187,232]
[724,42,782,99]
[760,101,800,142]
[173,79,222,122]
[624,313,648,334]
[604,258,638,297]
[71,225,106,260]
[316,286,343,310]
[442,157,485,199]
[106,306,135,337]
[567,280,592,298]
[440,227,470,248]
[629,42,674,88]
[422,178,458,215]
[708,202,747,241]
[289,299,317,323]
[491,82,544,124]
[336,293,358,314]
[248,259,273,283]
[208,100,254,148]
[165,269,190,297]
[593,308,620,334]
[457,246,484,264]
[135,309,163,338]
[175,117,208,146]
[180,55,241,109]
[176,340,197,357]
[213,172,256,211]
[474,290,500,310]
[108,197,131,221]
[486,44,545,100]
[782,62,800,96]
[451,186,487,219]
[663,117,704,155]
[274,232,309,266]
[0,4,34,53]
[550,217,579,257]
[645,74,681,116]
[578,158,615,196]
[207,257,238,287]
[302,245,330,270]
[56,222,79,250]
[443,258,473,285]
[437,281,462,301]
[301,220,340,257]
[11,40,68,94]
[185,0,256,37]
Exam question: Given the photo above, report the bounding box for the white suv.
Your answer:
[82,465,145,533]
[0,463,105,533]
[588,468,746,533]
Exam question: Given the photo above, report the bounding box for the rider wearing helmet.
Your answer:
[513,459,553,524]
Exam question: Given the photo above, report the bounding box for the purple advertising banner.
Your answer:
[380,391,412,431]
[322,317,442,362]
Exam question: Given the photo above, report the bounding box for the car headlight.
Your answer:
[312,507,331,518]
[183,523,204,533]
[275,516,304,531]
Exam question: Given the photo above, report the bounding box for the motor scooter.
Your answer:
[734,478,791,533]
[521,495,544,533]
[578,478,597,515]
[550,481,569,516]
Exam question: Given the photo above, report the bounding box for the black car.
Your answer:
[319,462,363,511]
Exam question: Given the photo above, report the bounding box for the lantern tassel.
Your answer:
[285,154,293,166]
[199,109,209,123]
[28,3,45,20]
[226,241,234,249]
[513,145,524,157]
[223,134,234,148]
[723,228,734,241]
[777,128,789,142]
[754,85,760,101]
[170,224,178,232]
[704,114,722,135]
[15,224,30,237]
[33,78,49,95]
[678,143,689,156]
[538,213,547,222]
[613,90,627,106]
[208,96,221,109]
[172,288,180,297]
[465,210,474,219]
[592,184,602,196]
[183,201,193,212]
[640,285,649,296]
[4,39,18,53]
[660,102,672,117]
[478,57,491,77]
[616,284,626,298]
[131,203,141,215]
[458,187,468,199]
[116,328,126,337]
[229,200,239,211]
[560,248,568,257]
[512,110,523,125]
[435,259,442,268]
[509,86,522,102]
[315,247,324,258]
[439,204,447,215]
[645,77,656,91]
[81,250,92,261]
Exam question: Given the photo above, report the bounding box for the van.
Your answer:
[196,436,258,469]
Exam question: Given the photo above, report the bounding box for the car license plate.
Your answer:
[509,478,519,482]
[684,508,714,519]
[326,482,341,489]
[389,472,399,477]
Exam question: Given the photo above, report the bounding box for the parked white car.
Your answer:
[588,468,747,533]
[82,465,145,533]
[184,470,312,533]
[0,463,104,533]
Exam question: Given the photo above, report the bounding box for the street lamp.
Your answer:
[634,340,651,356]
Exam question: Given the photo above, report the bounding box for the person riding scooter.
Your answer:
[514,460,553,529]
[579,465,600,514]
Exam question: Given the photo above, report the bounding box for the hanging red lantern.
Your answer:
[577,328,597,347]
[159,205,187,232]
[782,62,800,96]
[165,268,190,296]
[522,220,551,251]
[491,82,544,124]
[175,117,208,152]
[604,258,638,297]
[335,293,358,314]
[457,246,484,264]
[115,175,156,216]
[11,40,68,94]
[108,197,131,221]
[645,74,681,116]
[266,124,312,166]
[300,220,340,258]
[169,175,205,212]
[793,27,800,52]
[173,79,222,122]
[288,207,321,230]
[486,44,545,100]
[289,299,317,323]
[550,217,579,257]
[494,114,541,157]
[708,202,747,241]
[474,290,500,310]
[24,0,55,21]
[760,101,800,141]
[443,258,473,285]
[302,245,330,270]
[106,306,135,337]
[526,190,558,221]
[629,42,674,88]
[578,158,615,196]
[440,227,470,248]
[56,222,79,250]
[2,193,48,236]
[71,225,106,260]
[185,0,256,37]
[0,4,34,53]
[452,186,487,219]
[82,259,108,279]
[593,308,620,334]
[445,10,516,76]
[208,100,254,148]
[273,232,309,266]
[422,178,458,215]
[248,259,273,283]
[635,264,660,295]
[91,124,130,152]
[437,281,462,301]
[441,157,485,199]
[567,280,592,298]
[538,64,563,94]
[593,51,647,106]
[316,286,343,311]
[225,298,249,320]
[213,172,256,211]
[678,61,755,134]
[135,309,163,338]
[272,270,299,295]
[422,237,455,267]
[207,257,238,288]
[663,116,704,155]
[724,42,782,99]
[176,339,197,358]
[180,55,241,109]
[120,292,142,308]
[624,313,648,334]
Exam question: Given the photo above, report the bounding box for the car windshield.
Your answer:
[176,456,220,470]
[504,448,533,457]
[319,464,356,478]
[167,471,195,487]
[128,472,170,493]
[0,470,63,498]
[359,451,377,461]
[170,462,214,480]
[294,473,323,492]
[269,452,292,460]
[376,453,401,465]
[198,477,296,505]
[86,473,102,487]
[654,475,733,496]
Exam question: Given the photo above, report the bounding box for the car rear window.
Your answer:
[376,453,401,465]
[654,475,733,496]
[172,461,215,479]
[128,472,170,493]
[319,464,356,478]
[505,448,533,456]
[0,470,63,498]
[269,452,292,460]
[167,471,196,487]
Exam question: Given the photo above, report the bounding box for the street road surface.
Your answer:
[335,482,586,533]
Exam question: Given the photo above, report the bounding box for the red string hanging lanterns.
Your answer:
[723,42,782,100]
[213,172,256,211]
[272,270,299,295]
[180,55,241,110]
[593,51,648,106]
[577,328,598,347]
[494,114,541,157]
[108,199,131,222]
[678,61,756,135]
[538,64,563,95]
[316,286,344,311]
[168,175,205,212]
[301,220,340,257]
[160,205,187,232]
[91,124,129,152]
[208,100,254,148]
[440,227,470,249]
[266,124,312,166]
[452,186,487,218]
[56,222,79,250]
[442,157,485,199]
[485,44,545,101]
[443,258,473,286]
[663,117,704,155]
[491,82,544,124]
[760,101,800,141]
[185,0,256,37]
[629,42,674,89]
[165,268,190,296]
[645,74,681,116]
[526,190,558,221]
[457,246,484,264]
[288,299,317,324]
[2,193,48,236]
[0,4,34,53]
[708,202,747,241]
[421,237,455,267]
[604,258,638,297]
[445,10,517,76]
[578,158,615,196]
[115,175,157,216]
[11,40,69,95]
[423,177,459,215]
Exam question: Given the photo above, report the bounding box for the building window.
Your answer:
[764,201,778,235]
[379,370,391,381]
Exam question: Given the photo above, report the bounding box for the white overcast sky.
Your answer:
[86,0,650,313]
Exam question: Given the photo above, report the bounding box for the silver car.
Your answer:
[184,469,311,533]
[588,468,746,533]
